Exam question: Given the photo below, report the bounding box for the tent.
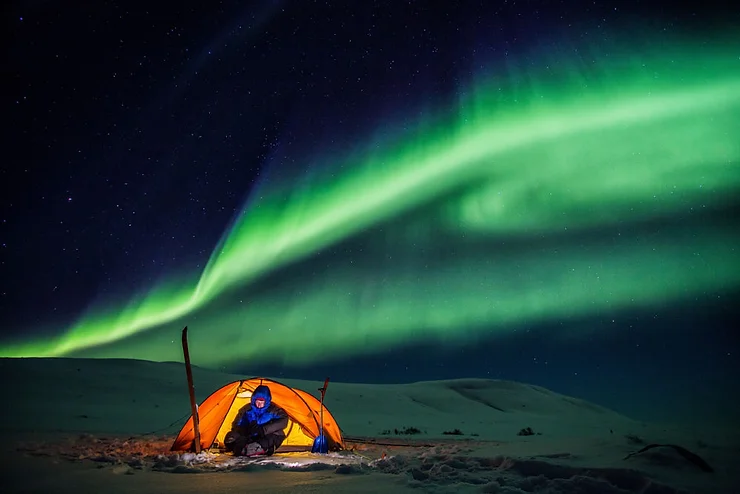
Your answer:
[171,377,344,453]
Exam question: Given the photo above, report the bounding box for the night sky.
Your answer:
[3,1,739,422]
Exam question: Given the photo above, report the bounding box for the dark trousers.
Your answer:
[229,432,285,456]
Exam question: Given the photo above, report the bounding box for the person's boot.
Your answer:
[243,442,266,457]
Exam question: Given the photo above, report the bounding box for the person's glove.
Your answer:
[223,431,240,452]
[224,431,240,444]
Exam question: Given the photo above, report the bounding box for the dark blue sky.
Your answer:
[4,0,735,333]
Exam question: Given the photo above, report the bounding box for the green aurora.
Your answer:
[3,40,740,366]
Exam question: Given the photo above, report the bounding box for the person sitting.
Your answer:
[224,384,288,457]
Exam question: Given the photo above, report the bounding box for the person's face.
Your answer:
[254,397,266,409]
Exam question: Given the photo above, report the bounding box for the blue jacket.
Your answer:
[237,384,289,436]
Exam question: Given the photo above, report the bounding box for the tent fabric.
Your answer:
[171,377,344,452]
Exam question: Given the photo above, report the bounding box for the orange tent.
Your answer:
[171,377,344,453]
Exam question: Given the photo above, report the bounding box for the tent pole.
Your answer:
[181,326,202,454]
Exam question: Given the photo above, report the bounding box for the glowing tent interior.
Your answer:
[171,377,345,453]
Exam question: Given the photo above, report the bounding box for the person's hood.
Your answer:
[251,385,272,413]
